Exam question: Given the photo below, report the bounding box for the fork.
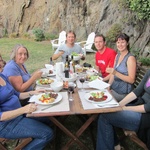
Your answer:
[97,103,118,107]
[41,103,58,111]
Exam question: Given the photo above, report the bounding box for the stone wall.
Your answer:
[0,0,149,56]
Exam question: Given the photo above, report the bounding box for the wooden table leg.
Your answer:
[63,114,98,149]
[49,116,89,150]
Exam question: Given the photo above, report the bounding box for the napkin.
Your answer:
[88,79,110,89]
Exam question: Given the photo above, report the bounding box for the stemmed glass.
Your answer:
[68,83,74,101]
[79,74,85,91]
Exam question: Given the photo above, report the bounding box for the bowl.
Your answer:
[62,73,78,82]
[45,64,54,70]
[86,69,96,76]
[50,81,63,92]
[69,55,81,61]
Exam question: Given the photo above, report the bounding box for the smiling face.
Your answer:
[66,32,76,45]
[94,36,106,52]
[15,47,28,65]
[116,38,128,52]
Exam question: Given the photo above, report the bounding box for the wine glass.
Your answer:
[79,74,85,91]
[68,84,74,101]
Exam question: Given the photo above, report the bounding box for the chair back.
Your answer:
[85,32,95,49]
[58,31,66,45]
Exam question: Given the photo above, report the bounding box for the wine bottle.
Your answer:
[50,57,54,65]
[64,55,69,78]
[71,55,75,73]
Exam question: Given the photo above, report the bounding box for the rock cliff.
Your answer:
[0,0,149,56]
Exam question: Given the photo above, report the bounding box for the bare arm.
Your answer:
[123,105,146,113]
[0,103,37,121]
[9,70,42,92]
[119,91,137,106]
[106,56,136,84]
[52,51,64,60]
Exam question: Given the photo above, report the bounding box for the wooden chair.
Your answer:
[0,138,32,150]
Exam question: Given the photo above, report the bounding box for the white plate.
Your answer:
[36,78,54,87]
[84,90,112,104]
[30,93,62,105]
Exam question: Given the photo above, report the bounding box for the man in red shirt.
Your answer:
[94,34,117,82]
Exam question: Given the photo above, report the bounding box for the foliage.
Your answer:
[113,0,150,20]
[32,28,45,41]
[44,33,58,41]
[2,28,8,37]
[106,23,122,46]
[127,0,150,20]
[9,33,18,38]
[20,33,31,39]
[139,57,150,66]
[130,47,140,59]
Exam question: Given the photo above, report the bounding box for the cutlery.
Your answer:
[41,103,58,111]
[97,103,118,107]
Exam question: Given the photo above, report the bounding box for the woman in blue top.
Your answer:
[106,33,136,101]
[2,44,42,92]
[0,73,53,150]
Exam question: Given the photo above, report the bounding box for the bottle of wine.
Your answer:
[64,55,69,78]
[50,57,54,65]
[71,55,75,73]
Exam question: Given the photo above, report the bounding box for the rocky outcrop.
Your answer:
[0,0,149,56]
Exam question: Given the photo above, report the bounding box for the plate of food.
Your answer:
[36,78,54,86]
[85,75,100,82]
[32,92,62,105]
[70,52,82,61]
[84,90,112,104]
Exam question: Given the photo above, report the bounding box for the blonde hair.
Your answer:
[10,44,29,60]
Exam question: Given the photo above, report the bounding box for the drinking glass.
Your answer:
[79,74,85,91]
[68,85,74,101]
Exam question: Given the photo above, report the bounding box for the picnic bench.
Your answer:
[120,65,149,150]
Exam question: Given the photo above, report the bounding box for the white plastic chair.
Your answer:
[51,31,66,50]
[76,32,95,55]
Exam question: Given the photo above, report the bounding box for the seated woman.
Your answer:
[2,44,42,105]
[2,44,42,92]
[96,69,150,150]
[0,73,53,150]
[106,33,136,101]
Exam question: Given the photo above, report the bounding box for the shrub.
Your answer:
[2,28,8,37]
[139,57,150,66]
[127,0,150,20]
[106,24,122,47]
[9,33,18,38]
[32,28,45,41]
[44,33,58,41]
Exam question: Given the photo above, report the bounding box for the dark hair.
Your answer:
[116,33,130,50]
[66,30,76,38]
[94,33,106,42]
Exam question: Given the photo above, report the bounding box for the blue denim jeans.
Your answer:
[0,116,54,150]
[96,110,141,150]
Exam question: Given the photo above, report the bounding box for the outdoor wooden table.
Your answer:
[28,87,122,150]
